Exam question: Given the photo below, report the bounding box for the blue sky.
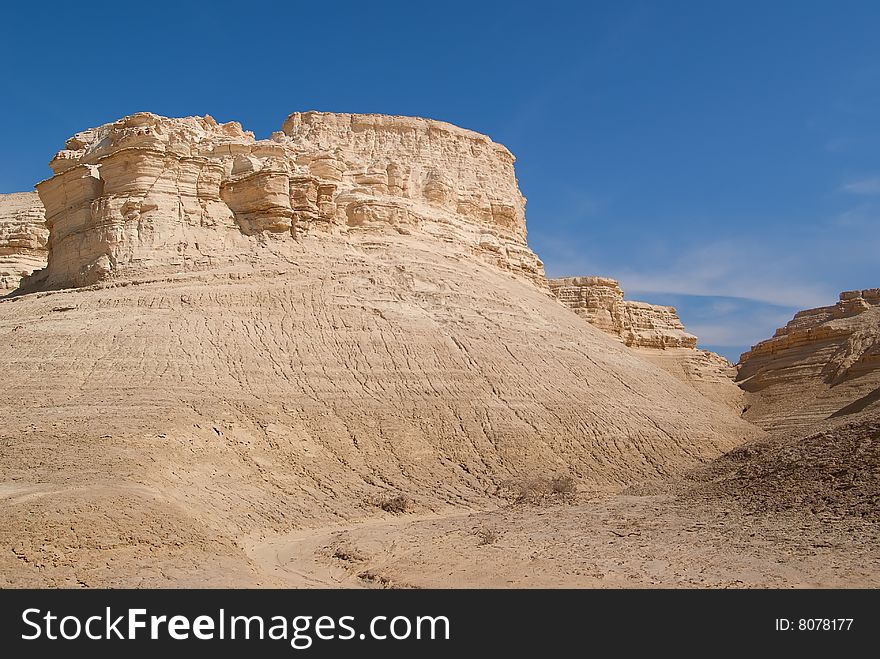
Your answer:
[2,1,878,361]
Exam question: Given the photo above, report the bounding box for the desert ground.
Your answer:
[248,408,880,589]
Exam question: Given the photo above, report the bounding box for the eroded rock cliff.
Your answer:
[737,289,880,430]
[549,276,742,410]
[0,192,48,294]
[548,276,697,349]
[23,111,544,292]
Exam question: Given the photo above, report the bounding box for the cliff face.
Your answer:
[24,111,544,292]
[549,276,743,410]
[548,276,697,349]
[737,289,880,431]
[0,192,48,294]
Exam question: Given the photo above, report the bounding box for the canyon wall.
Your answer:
[0,192,47,294]
[738,289,880,430]
[22,112,544,292]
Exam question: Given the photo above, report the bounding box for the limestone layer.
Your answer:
[548,276,697,349]
[738,289,880,430]
[24,112,544,291]
[0,192,48,294]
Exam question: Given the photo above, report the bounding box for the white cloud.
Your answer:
[685,309,794,348]
[544,240,836,309]
[534,194,879,355]
[841,176,880,195]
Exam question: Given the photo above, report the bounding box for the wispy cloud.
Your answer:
[824,136,852,153]
[841,176,880,195]
[543,239,836,309]
[834,202,880,227]
[684,308,797,348]
[604,291,801,362]
[533,160,880,356]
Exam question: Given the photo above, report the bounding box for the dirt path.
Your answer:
[245,510,479,588]
[244,494,880,589]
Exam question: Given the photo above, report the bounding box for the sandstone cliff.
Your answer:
[548,276,697,349]
[548,276,742,409]
[23,111,544,292]
[0,192,48,294]
[737,289,880,431]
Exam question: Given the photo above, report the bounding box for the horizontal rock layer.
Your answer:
[24,112,544,292]
[738,289,880,430]
[548,276,697,349]
[0,192,48,294]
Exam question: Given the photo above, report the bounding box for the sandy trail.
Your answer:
[245,510,478,588]
[244,493,880,589]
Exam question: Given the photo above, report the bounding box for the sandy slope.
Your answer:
[241,410,878,589]
[0,233,757,587]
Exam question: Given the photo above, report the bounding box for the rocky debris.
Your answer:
[686,408,880,523]
[737,289,880,431]
[548,276,696,349]
[0,192,48,294]
[23,111,544,292]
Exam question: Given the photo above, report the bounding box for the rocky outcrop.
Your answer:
[548,277,696,349]
[0,192,48,294]
[23,111,544,292]
[549,276,743,410]
[738,289,880,430]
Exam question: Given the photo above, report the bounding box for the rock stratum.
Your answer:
[0,112,762,586]
[549,276,741,410]
[738,289,880,431]
[548,276,696,349]
[22,111,544,292]
[0,192,48,294]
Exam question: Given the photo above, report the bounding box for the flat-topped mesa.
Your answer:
[22,111,544,291]
[548,276,697,349]
[0,192,48,294]
[737,289,880,431]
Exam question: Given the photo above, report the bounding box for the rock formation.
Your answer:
[0,111,761,586]
[0,192,48,294]
[23,111,544,292]
[737,289,880,430]
[548,276,696,349]
[549,276,742,409]
[635,348,742,411]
